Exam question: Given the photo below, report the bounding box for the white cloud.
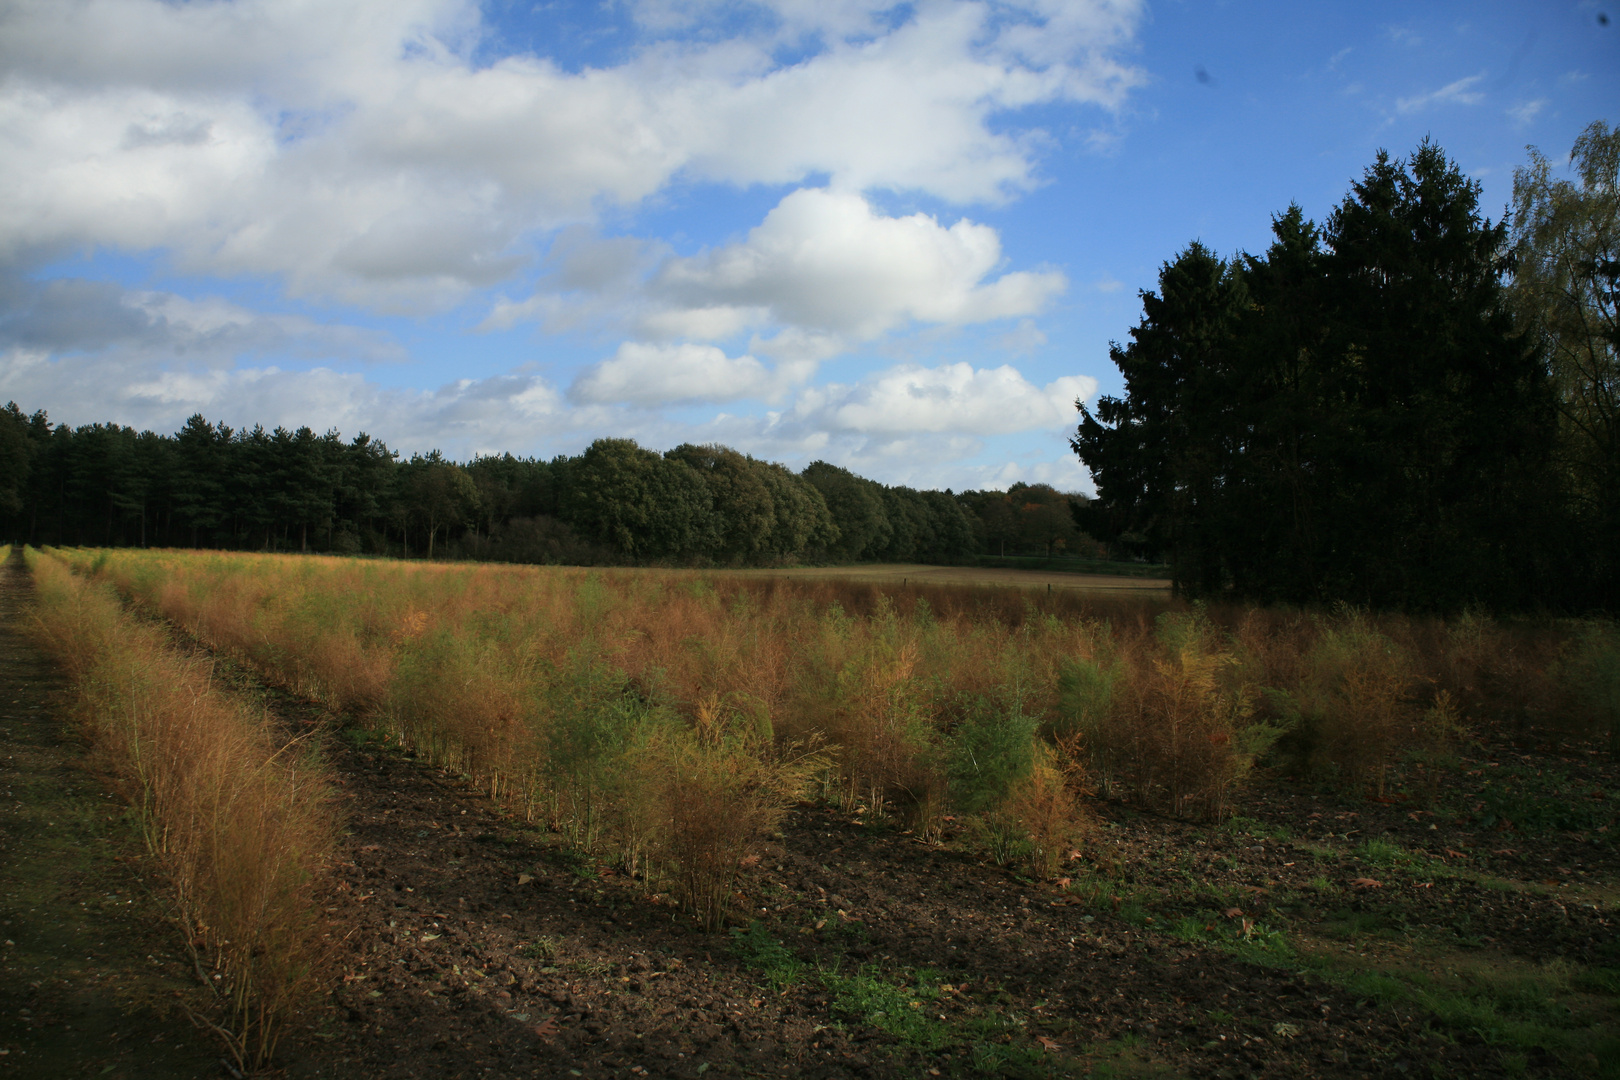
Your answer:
[980,454,1094,494]
[0,345,573,456]
[0,0,1143,309]
[3,345,1100,490]
[1394,73,1485,114]
[995,319,1047,353]
[0,0,1135,490]
[651,187,1067,341]
[1507,98,1548,127]
[1385,25,1423,48]
[0,274,403,364]
[569,341,812,406]
[499,187,1067,385]
[785,361,1095,436]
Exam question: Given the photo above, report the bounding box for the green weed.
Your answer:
[729,922,803,991]
[823,964,949,1049]
[1470,765,1614,834]
[521,937,558,961]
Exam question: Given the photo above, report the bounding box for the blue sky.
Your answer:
[1,0,1614,492]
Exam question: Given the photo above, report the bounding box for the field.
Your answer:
[688,562,1172,596]
[2,548,1618,1079]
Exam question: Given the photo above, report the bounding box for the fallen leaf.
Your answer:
[533,1017,559,1042]
[1224,907,1244,919]
[1036,1035,1061,1051]
[1054,877,1072,889]
[1348,878,1382,889]
[1443,849,1467,859]
[1273,1022,1300,1039]
[517,874,533,886]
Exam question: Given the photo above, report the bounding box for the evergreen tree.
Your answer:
[1074,141,1556,611]
[0,402,33,531]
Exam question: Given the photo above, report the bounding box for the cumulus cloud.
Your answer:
[3,345,1095,493]
[496,188,1067,395]
[0,346,571,456]
[0,0,1134,491]
[0,0,1143,309]
[652,188,1067,341]
[783,361,1095,436]
[569,342,813,406]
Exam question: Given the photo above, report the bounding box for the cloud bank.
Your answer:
[0,0,1142,307]
[0,0,1140,489]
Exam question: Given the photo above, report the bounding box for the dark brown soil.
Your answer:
[3,548,1616,1079]
[277,712,1617,1079]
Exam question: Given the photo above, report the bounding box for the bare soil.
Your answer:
[2,550,1616,1080]
[275,720,1615,1080]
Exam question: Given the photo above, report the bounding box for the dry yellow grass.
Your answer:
[47,548,1615,918]
[26,549,335,1070]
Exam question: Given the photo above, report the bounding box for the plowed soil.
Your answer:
[3,550,1617,1079]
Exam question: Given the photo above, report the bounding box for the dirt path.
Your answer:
[0,548,221,1078]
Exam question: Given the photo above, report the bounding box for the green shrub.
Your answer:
[946,690,1039,815]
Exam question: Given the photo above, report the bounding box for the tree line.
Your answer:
[1072,123,1619,613]
[0,408,1101,567]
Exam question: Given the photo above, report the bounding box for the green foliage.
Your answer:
[802,461,894,561]
[1471,764,1615,833]
[0,401,32,517]
[1511,120,1620,609]
[1,407,1013,565]
[728,922,803,991]
[1355,837,1415,868]
[822,965,950,1049]
[946,691,1040,815]
[1055,656,1119,740]
[1558,623,1620,754]
[533,654,677,854]
[1075,139,1560,612]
